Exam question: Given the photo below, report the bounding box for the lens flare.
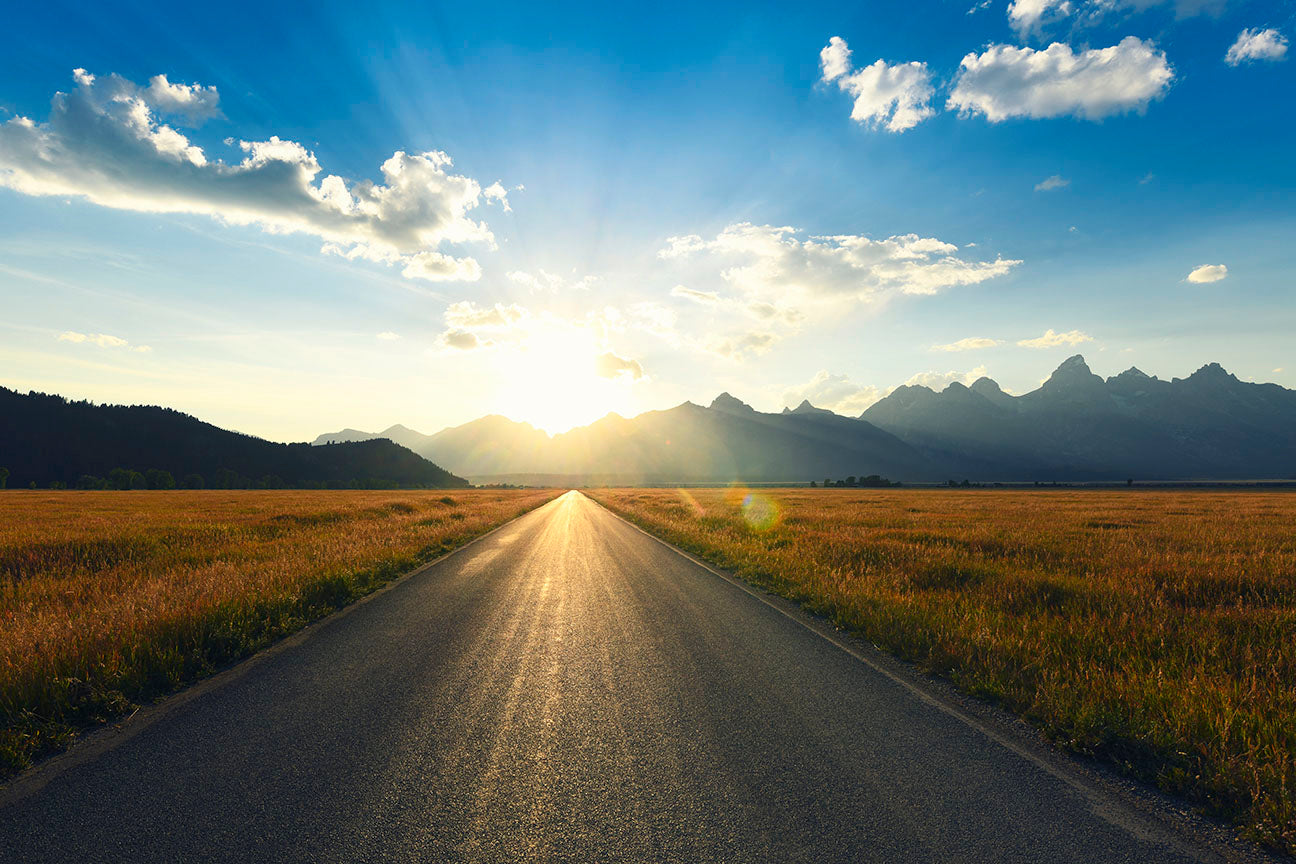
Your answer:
[741,492,780,531]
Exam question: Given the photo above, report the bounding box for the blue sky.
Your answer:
[1,0,1292,438]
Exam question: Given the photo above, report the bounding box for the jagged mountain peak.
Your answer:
[783,399,833,416]
[710,392,756,414]
[1054,354,1093,375]
[1110,367,1152,382]
[1187,362,1237,382]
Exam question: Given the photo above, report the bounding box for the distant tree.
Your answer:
[180,473,205,490]
[108,468,132,490]
[76,474,103,490]
[846,475,857,487]
[145,469,176,490]
[809,480,817,487]
[259,474,285,489]
[213,468,239,489]
[824,478,832,488]
[49,480,67,490]
[0,467,8,489]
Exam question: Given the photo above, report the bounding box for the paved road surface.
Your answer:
[0,491,1218,862]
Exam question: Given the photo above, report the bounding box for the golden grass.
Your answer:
[587,488,1296,853]
[0,488,559,776]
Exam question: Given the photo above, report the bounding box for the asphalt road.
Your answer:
[0,491,1221,863]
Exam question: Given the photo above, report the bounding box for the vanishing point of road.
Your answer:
[0,492,1230,862]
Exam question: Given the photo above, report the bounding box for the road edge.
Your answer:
[0,492,568,808]
[582,492,1283,864]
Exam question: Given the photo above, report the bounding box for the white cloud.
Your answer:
[376,331,400,340]
[661,222,1020,305]
[1017,328,1094,348]
[143,74,222,122]
[0,69,497,283]
[482,181,512,211]
[947,38,1173,121]
[594,352,645,380]
[1186,263,1228,283]
[1008,0,1073,36]
[670,284,721,304]
[56,330,151,352]
[819,37,935,133]
[905,365,990,389]
[783,370,887,415]
[507,269,596,293]
[1035,174,1070,191]
[1225,28,1288,65]
[932,336,1001,352]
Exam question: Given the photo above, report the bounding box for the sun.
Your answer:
[493,328,638,435]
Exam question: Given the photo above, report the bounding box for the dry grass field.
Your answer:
[0,488,559,778]
[588,487,1296,853]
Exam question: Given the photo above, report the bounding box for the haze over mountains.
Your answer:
[315,356,1296,484]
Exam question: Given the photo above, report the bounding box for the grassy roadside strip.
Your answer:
[0,489,560,779]
[586,488,1296,856]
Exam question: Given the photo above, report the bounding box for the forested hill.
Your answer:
[0,388,469,489]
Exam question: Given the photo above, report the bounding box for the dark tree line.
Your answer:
[814,474,901,488]
[0,387,469,490]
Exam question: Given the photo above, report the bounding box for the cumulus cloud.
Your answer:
[0,68,499,283]
[819,37,935,133]
[1035,174,1070,191]
[947,38,1173,121]
[482,181,512,211]
[932,336,1001,352]
[57,330,151,352]
[143,74,222,122]
[507,269,596,293]
[905,365,990,389]
[1225,28,1288,65]
[783,370,887,415]
[660,223,1020,306]
[1008,0,1073,36]
[1186,263,1228,283]
[1017,328,1094,348]
[594,351,645,380]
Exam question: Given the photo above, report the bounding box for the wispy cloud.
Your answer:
[1017,328,1094,348]
[932,336,1001,352]
[1035,174,1070,191]
[57,330,152,352]
[1225,28,1288,65]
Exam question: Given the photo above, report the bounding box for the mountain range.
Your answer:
[314,356,1296,484]
[0,388,468,489]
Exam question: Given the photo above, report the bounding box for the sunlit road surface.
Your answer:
[0,491,1215,863]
